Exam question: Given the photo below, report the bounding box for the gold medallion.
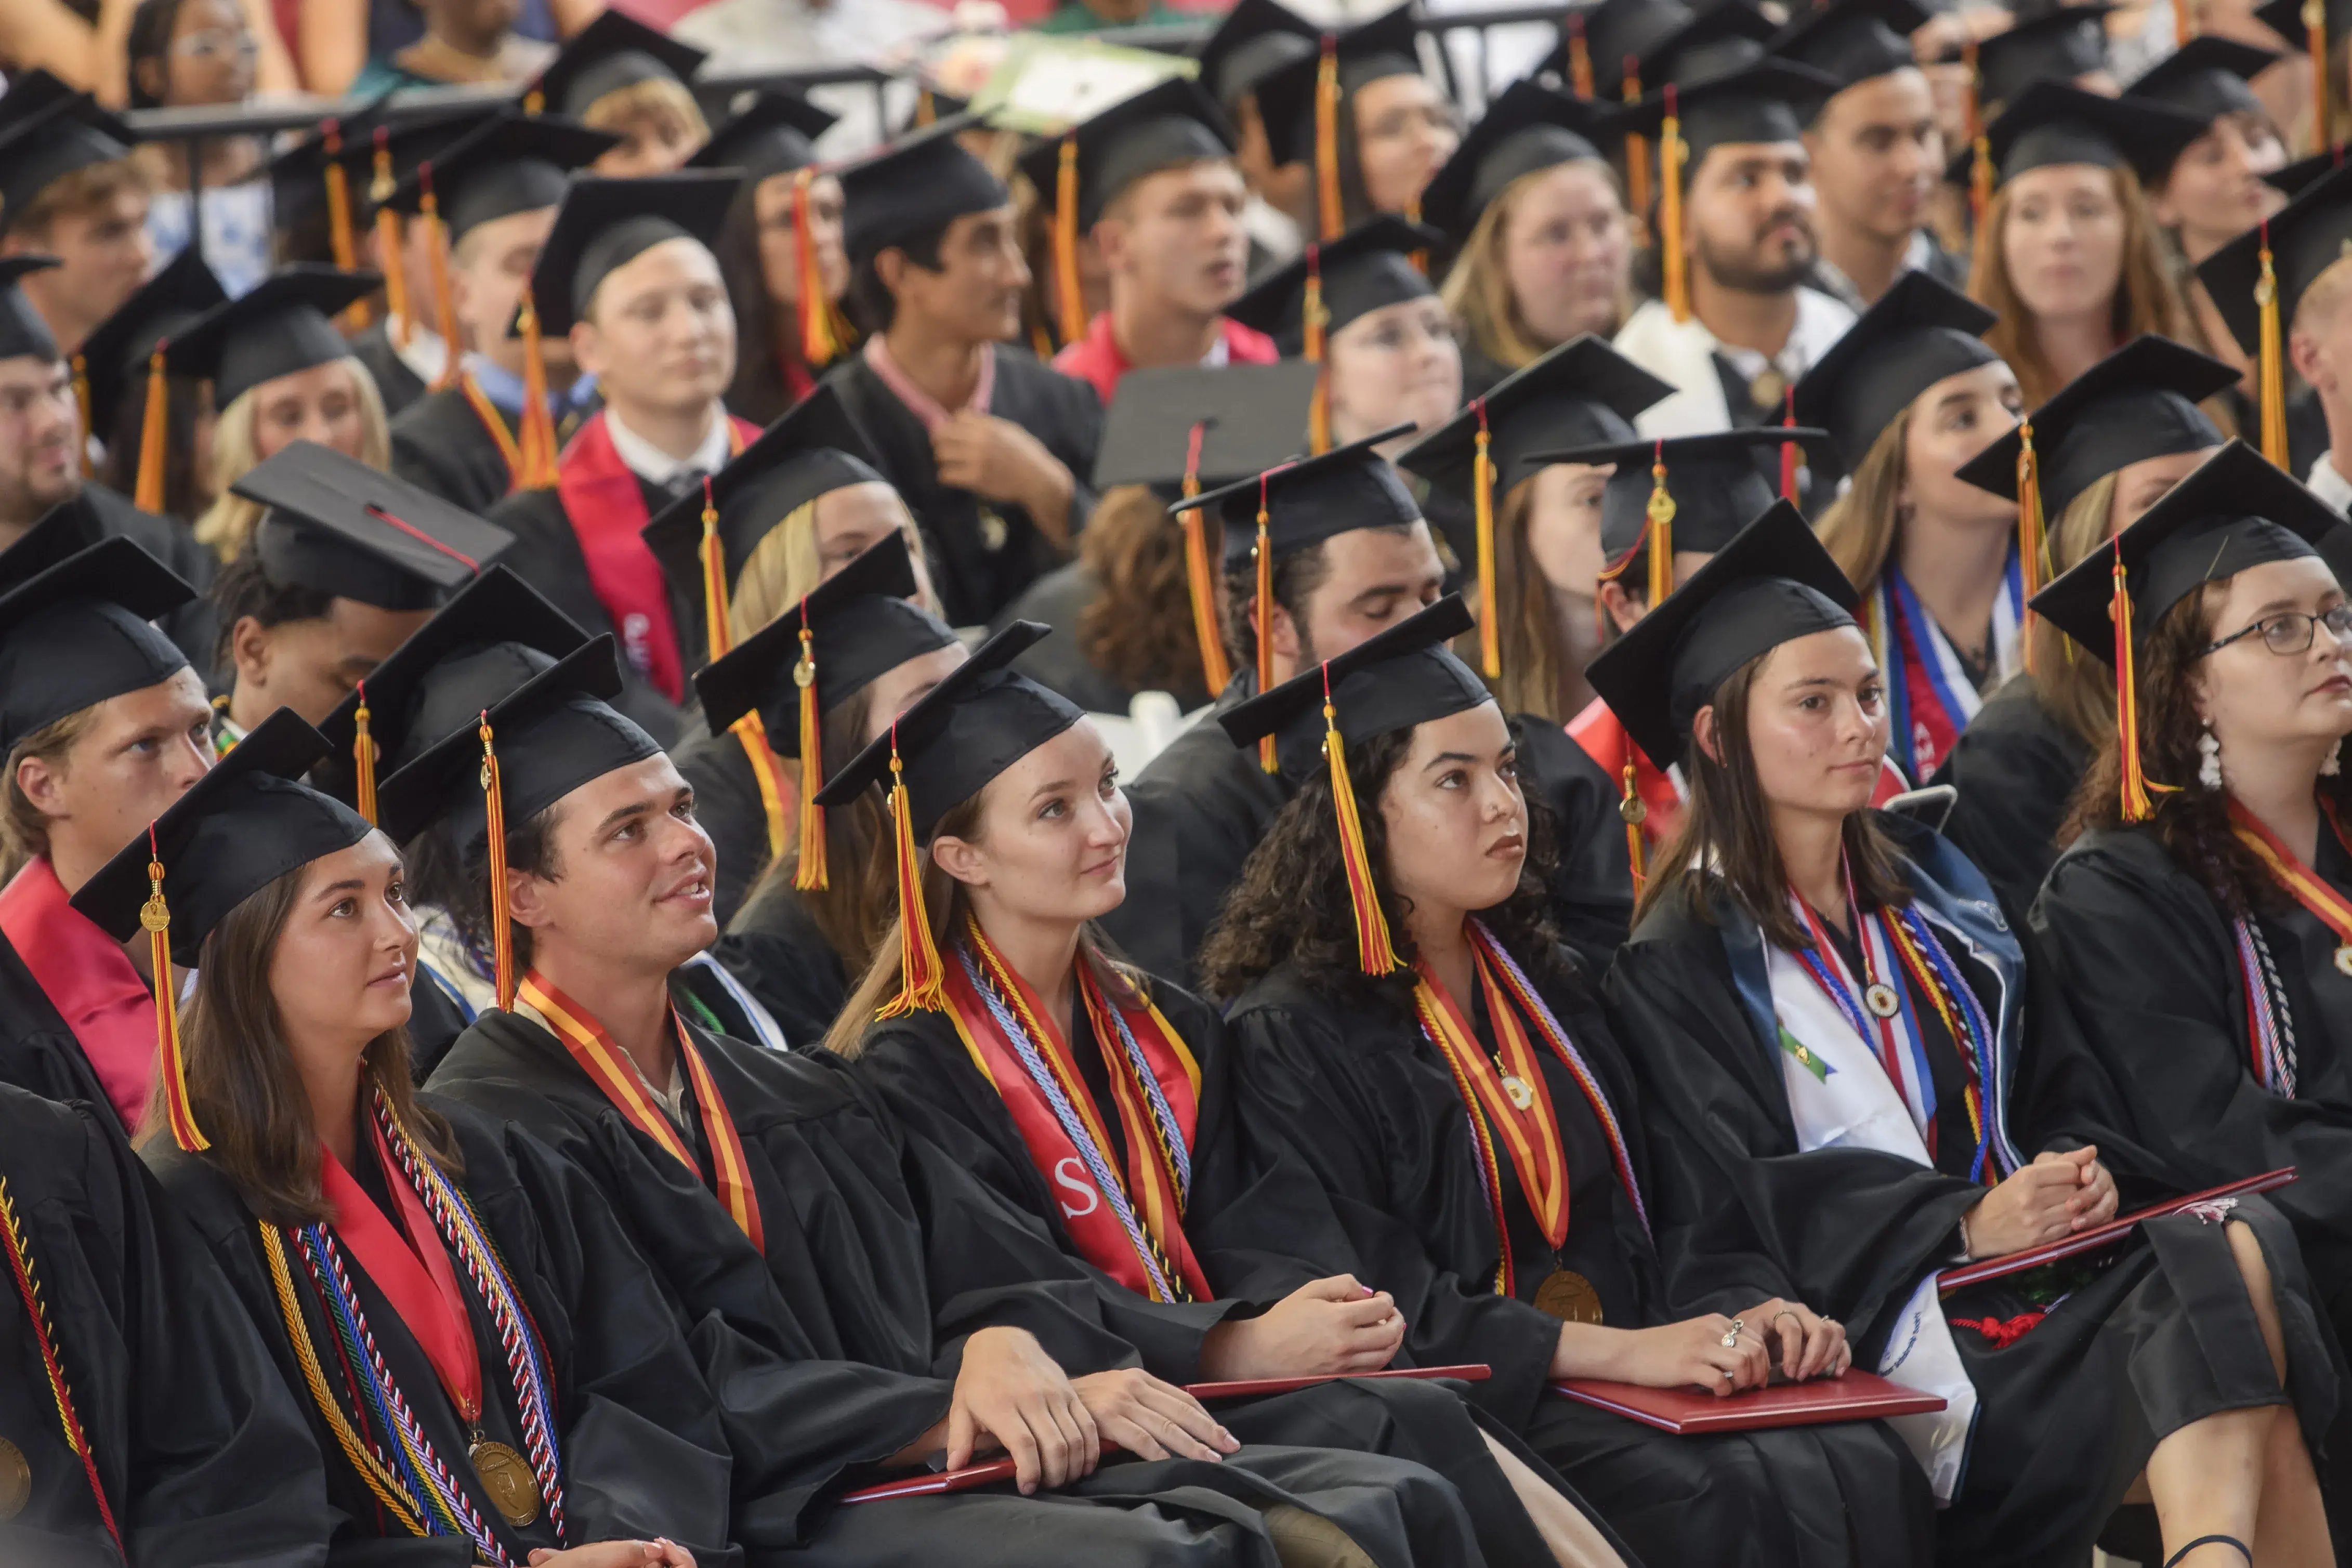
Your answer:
[978,508,1009,553]
[2334,945,2352,979]
[469,1439,540,1529]
[1749,367,1788,411]
[1864,982,1902,1019]
[0,1437,27,1520]
[792,655,816,689]
[1619,794,1647,826]
[1502,1074,1536,1111]
[1532,1270,1604,1325]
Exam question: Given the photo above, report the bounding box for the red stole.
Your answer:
[1049,312,1280,406]
[0,858,158,1132]
[1566,700,1683,852]
[554,411,757,704]
[940,925,1213,1303]
[320,1115,483,1422]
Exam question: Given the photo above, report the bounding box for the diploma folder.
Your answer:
[839,1365,1493,1503]
[1937,1167,2296,1292]
[1552,1369,1945,1433]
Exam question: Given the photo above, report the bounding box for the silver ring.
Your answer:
[1719,1319,1744,1348]
[1720,1368,1733,1380]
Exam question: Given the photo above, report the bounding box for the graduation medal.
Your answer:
[0,1438,26,1521]
[1533,1269,1604,1324]
[470,1438,540,1528]
[1748,366,1788,413]
[1864,983,1902,1019]
[978,505,1010,552]
[1502,1074,1536,1110]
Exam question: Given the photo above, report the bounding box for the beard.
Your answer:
[0,459,76,531]
[1695,212,1820,294]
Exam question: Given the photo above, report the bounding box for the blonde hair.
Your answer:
[580,77,710,150]
[1,707,100,883]
[1439,159,1627,375]
[1815,407,1915,596]
[1971,166,2188,409]
[725,493,940,648]
[2027,470,2123,748]
[1484,477,1582,722]
[193,360,390,561]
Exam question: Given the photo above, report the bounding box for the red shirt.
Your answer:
[1052,312,1278,406]
[0,857,157,1133]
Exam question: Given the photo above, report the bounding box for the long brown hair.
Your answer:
[1633,650,1911,947]
[1438,159,1629,374]
[170,856,458,1226]
[738,683,897,968]
[1484,476,1593,723]
[1075,484,1222,707]
[1815,407,1916,598]
[2029,472,2124,748]
[1972,166,2187,409]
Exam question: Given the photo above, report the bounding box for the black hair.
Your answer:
[845,223,948,337]
[125,0,192,110]
[209,544,335,674]
[715,172,803,428]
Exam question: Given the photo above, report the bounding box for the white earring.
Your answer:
[2199,726,2224,791]
[2325,740,2343,778]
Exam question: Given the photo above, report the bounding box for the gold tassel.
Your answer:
[372,132,409,350]
[2111,561,2159,822]
[875,735,946,1017]
[1255,478,1278,774]
[1567,12,1594,99]
[915,87,936,127]
[698,476,730,661]
[1660,85,1688,325]
[1619,759,1648,895]
[133,345,169,513]
[1305,246,1330,455]
[1622,62,1649,245]
[792,167,846,368]
[1645,442,1674,609]
[792,611,826,890]
[1054,135,1088,352]
[1323,672,1399,975]
[516,285,558,488]
[479,714,515,1012]
[322,121,369,332]
[351,681,377,825]
[140,826,206,1152]
[2016,418,2046,674]
[1315,34,1343,241]
[1473,402,1499,678]
[2258,222,2288,465]
[1179,421,1232,694]
[419,168,463,393]
[70,355,93,477]
[1404,194,1428,276]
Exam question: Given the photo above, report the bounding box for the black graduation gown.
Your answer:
[1609,849,2341,1568]
[712,876,851,1051]
[83,483,215,674]
[1518,724,1635,974]
[1219,953,1933,1568]
[144,1095,739,1566]
[403,966,473,1086]
[998,561,1214,715]
[820,349,1102,628]
[428,1008,1494,1567]
[0,931,122,1137]
[0,1084,329,1568]
[1931,676,2095,929]
[347,320,427,419]
[387,388,519,517]
[852,976,1622,1568]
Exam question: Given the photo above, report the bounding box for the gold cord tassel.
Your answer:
[698,476,730,661]
[516,285,558,488]
[1255,483,1278,774]
[71,355,93,477]
[1566,12,1594,98]
[322,121,369,331]
[372,132,409,349]
[2258,225,2288,465]
[1315,35,1343,240]
[1054,136,1087,350]
[792,167,848,368]
[1645,444,1674,610]
[351,681,377,825]
[1619,760,1648,896]
[141,828,206,1151]
[479,714,515,1012]
[1622,62,1649,245]
[133,345,170,513]
[1660,85,1688,324]
[1321,671,1398,974]
[419,169,463,393]
[2016,418,2046,674]
[792,614,826,890]
[876,737,945,1017]
[1179,421,1232,693]
[1305,247,1330,455]
[1473,405,1499,678]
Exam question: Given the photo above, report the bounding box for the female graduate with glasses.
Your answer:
[75,709,734,1567]
[1194,597,1932,1568]
[1593,502,2338,1568]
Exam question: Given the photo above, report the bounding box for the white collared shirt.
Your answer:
[1711,285,1856,391]
[2308,452,2352,517]
[388,315,449,390]
[603,404,732,490]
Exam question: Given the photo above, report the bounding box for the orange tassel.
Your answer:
[134,345,169,513]
[1566,12,1594,99]
[1405,193,1428,276]
[1778,386,1799,503]
[373,131,410,350]
[516,285,558,488]
[479,713,515,1012]
[1321,666,1397,974]
[141,826,205,1152]
[2310,0,2330,159]
[1305,246,1330,455]
[1622,61,1649,243]
[419,168,462,393]
[1620,759,1648,896]
[915,88,936,128]
[792,606,826,890]
[1315,34,1343,241]
[2110,562,2171,823]
[2016,418,2046,674]
[1645,441,1674,609]
[1472,402,1499,678]
[1660,85,1688,324]
[322,121,369,332]
[733,712,791,867]
[698,476,731,662]
[1054,136,1088,352]
[70,355,93,477]
[792,167,846,368]
[1255,477,1278,774]
[875,734,946,1017]
[352,680,377,825]
[2258,221,2288,465]
[1179,421,1232,694]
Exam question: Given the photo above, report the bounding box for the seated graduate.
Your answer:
[1593,502,2337,1567]
[1934,336,2236,923]
[825,120,1105,629]
[0,74,153,364]
[1198,597,1935,1568]
[693,88,853,425]
[0,508,209,1132]
[2029,441,2352,1413]
[1101,434,1445,986]
[385,111,618,516]
[1247,4,1459,236]
[641,386,930,924]
[80,248,227,526]
[206,441,513,750]
[74,708,733,1567]
[819,620,1632,1568]
[523,10,711,179]
[0,1079,332,1568]
[696,534,964,1045]
[1001,359,1320,718]
[1800,271,2025,783]
[486,169,755,737]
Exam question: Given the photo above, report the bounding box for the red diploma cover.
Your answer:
[1552,1370,1947,1434]
[1936,1168,2296,1292]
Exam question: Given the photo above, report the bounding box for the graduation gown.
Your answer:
[145,1095,739,1566]
[996,561,1213,717]
[428,1006,1493,1567]
[387,388,526,517]
[1218,950,1933,1568]
[712,875,851,1051]
[821,348,1102,629]
[347,319,427,419]
[1930,676,2095,929]
[1606,815,2341,1567]
[83,483,215,674]
[0,927,126,1139]
[0,1083,329,1568]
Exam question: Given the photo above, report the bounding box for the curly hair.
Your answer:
[1196,717,1565,1011]
[209,544,336,673]
[1077,484,1221,706]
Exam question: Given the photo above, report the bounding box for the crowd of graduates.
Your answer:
[14,0,2352,1564]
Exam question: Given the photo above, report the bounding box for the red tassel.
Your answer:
[1952,1311,2045,1349]
[1778,386,1799,502]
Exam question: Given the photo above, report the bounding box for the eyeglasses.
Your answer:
[170,28,258,59]
[2201,601,2352,657]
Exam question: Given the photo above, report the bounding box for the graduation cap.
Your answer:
[523,170,739,338]
[2257,0,2350,147]
[2200,160,2352,468]
[1623,0,1781,90]
[0,78,134,236]
[70,707,375,1152]
[1585,498,1862,771]
[1415,80,1617,245]
[0,502,195,755]
[2264,147,2345,198]
[688,87,838,182]
[2123,33,2279,131]
[1193,0,1320,115]
[1768,0,1931,93]
[2028,440,2338,820]
[1218,594,1485,974]
[640,383,887,664]
[168,265,380,412]
[1952,78,2208,191]
[1544,0,1695,98]
[1792,270,1999,474]
[376,634,661,1006]
[1093,359,1322,693]
[313,564,589,822]
[837,116,1011,270]
[233,439,513,614]
[75,248,227,511]
[1226,214,1438,446]
[693,532,955,888]
[1974,5,2115,114]
[1396,336,1676,676]
[1252,3,1424,240]
[524,9,707,118]
[0,256,60,364]
[267,99,490,277]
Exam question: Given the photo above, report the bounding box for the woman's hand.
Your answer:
[1196,1276,1404,1381]
[945,1325,1101,1494]
[1608,1315,1771,1397]
[1068,1367,1241,1463]
[1743,1298,1851,1380]
[527,1540,694,1567]
[1963,1146,2113,1259]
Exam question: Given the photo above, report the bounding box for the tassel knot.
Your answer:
[352,679,377,825]
[1644,442,1675,610]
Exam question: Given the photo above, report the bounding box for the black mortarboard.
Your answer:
[2264,148,2344,197]
[837,116,1010,269]
[1217,594,1487,778]
[169,266,380,411]
[526,9,707,118]
[1193,0,1320,114]
[1545,0,1696,91]
[1975,6,2115,112]
[0,257,60,363]
[383,111,617,244]
[1093,360,1323,494]
[0,80,133,234]
[1189,425,1425,570]
[232,440,514,611]
[1254,4,1426,169]
[1793,270,1999,471]
[1953,78,2207,187]
[1398,335,1676,503]
[0,503,194,754]
[523,172,739,336]
[1530,427,1830,578]
[1015,77,1236,233]
[1224,214,1440,352]
[1415,81,1616,243]
[1585,499,1862,767]
[2257,0,2352,56]
[640,383,887,620]
[687,88,838,182]
[2199,157,2352,357]
[1768,0,1932,91]
[1617,59,1839,176]
[265,99,489,231]
[76,247,225,442]
[70,707,373,967]
[1626,0,1781,89]
[1954,334,2230,518]
[2123,34,2279,128]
